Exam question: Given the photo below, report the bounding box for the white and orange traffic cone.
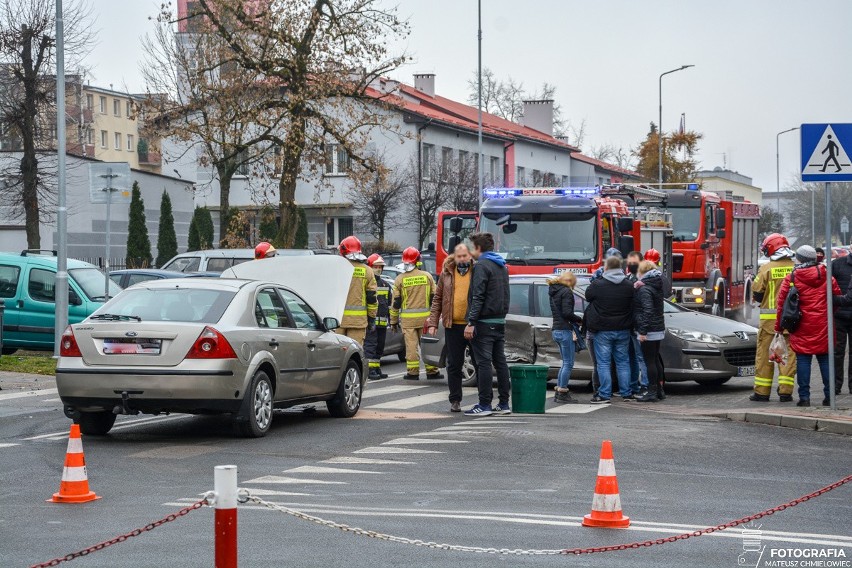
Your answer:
[582,440,629,528]
[48,423,100,504]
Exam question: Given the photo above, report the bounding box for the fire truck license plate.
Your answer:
[554,268,588,275]
[736,366,756,377]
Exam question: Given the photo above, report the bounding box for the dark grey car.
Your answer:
[422,275,757,387]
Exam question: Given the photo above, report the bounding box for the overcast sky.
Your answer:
[89,0,852,195]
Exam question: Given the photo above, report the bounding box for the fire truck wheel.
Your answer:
[712,289,727,318]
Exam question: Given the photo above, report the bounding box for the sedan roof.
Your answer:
[126,277,254,291]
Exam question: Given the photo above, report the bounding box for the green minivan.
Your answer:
[0,251,121,353]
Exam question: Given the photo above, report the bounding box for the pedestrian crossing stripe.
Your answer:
[802,125,852,175]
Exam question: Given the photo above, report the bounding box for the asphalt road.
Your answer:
[2,359,851,568]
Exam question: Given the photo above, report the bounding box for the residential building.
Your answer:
[569,153,646,186]
[695,167,762,204]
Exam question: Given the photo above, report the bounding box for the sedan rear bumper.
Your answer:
[60,396,243,415]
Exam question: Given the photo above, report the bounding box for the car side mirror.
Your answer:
[69,288,83,306]
[617,217,634,233]
[716,209,726,229]
[323,317,339,331]
[448,216,464,234]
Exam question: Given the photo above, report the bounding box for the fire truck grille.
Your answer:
[724,347,757,367]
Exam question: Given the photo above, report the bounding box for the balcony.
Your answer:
[138,149,162,167]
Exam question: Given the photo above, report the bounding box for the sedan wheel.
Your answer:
[461,346,478,387]
[327,361,363,418]
[237,371,273,438]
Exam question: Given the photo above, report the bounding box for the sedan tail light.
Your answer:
[186,327,237,359]
[60,326,82,357]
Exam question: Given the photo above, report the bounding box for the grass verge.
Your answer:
[0,352,57,375]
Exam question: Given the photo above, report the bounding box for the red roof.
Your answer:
[366,80,579,152]
[570,152,643,179]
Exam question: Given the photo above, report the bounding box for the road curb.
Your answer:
[710,411,852,436]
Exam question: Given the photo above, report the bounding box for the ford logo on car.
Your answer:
[126,331,138,337]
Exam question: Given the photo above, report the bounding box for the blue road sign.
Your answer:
[801,123,852,182]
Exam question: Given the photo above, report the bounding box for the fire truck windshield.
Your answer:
[480,212,598,264]
[670,206,701,241]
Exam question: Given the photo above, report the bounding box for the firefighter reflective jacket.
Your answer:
[375,276,392,327]
[390,269,436,329]
[340,260,378,329]
[752,257,794,320]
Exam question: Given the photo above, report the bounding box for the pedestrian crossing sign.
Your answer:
[801,123,852,182]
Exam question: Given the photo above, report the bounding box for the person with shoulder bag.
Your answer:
[633,261,666,402]
[548,272,583,403]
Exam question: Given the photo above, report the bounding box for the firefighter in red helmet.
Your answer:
[337,236,377,345]
[254,241,277,259]
[751,233,796,402]
[364,253,392,379]
[390,247,441,380]
[644,248,661,265]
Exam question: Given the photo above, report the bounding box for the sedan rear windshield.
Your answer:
[96,288,235,323]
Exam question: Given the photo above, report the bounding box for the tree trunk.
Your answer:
[217,165,232,245]
[275,112,306,248]
[20,25,40,249]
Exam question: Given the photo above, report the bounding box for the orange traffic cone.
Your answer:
[48,423,100,504]
[582,440,629,528]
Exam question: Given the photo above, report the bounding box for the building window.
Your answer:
[544,172,556,186]
[234,149,250,177]
[113,99,121,116]
[532,169,542,186]
[86,94,94,110]
[490,156,500,183]
[324,143,350,176]
[100,130,107,148]
[326,217,354,246]
[86,128,94,144]
[127,134,134,151]
[441,147,453,180]
[99,96,106,114]
[421,143,435,180]
[561,175,569,187]
[516,166,525,186]
[126,101,133,118]
[114,132,121,150]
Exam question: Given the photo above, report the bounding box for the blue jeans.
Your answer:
[593,330,632,399]
[796,353,831,401]
[630,334,649,392]
[552,329,575,389]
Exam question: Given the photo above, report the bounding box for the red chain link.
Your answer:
[28,498,208,568]
[559,474,852,555]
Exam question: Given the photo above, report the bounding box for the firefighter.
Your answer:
[390,247,442,380]
[365,254,391,380]
[337,236,378,345]
[750,233,796,402]
[254,241,277,259]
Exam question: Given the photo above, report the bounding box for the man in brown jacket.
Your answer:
[427,243,474,412]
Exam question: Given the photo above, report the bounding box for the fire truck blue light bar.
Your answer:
[483,187,600,198]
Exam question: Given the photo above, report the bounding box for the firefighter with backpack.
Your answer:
[365,254,392,380]
[750,233,796,402]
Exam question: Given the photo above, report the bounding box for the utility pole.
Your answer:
[54,0,68,356]
[477,0,484,207]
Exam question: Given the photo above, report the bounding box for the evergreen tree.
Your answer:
[187,209,201,252]
[156,190,178,266]
[125,182,153,268]
[187,206,215,252]
[258,205,278,242]
[294,207,309,249]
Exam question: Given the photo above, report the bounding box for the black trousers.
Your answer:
[640,339,663,393]
[835,317,852,393]
[445,324,469,403]
[471,322,511,406]
[364,326,387,363]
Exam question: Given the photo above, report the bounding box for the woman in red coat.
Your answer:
[775,246,841,407]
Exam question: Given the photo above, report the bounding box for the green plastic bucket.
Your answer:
[510,365,549,414]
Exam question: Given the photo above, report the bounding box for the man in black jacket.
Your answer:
[832,251,852,394]
[464,232,511,416]
[585,255,635,403]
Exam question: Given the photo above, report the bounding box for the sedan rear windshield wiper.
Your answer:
[89,313,141,322]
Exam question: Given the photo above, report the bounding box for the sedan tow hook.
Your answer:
[112,391,140,416]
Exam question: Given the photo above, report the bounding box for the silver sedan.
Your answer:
[56,278,366,438]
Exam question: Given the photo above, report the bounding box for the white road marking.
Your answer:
[367,391,454,410]
[23,415,190,440]
[409,430,494,437]
[452,420,530,425]
[353,446,442,454]
[284,466,383,475]
[242,476,346,485]
[545,404,608,414]
[382,437,468,445]
[362,385,428,399]
[233,489,313,497]
[323,457,415,465]
[434,425,513,431]
[43,398,62,403]
[0,388,59,401]
[0,443,20,449]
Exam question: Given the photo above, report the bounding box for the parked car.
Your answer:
[160,248,315,273]
[56,269,366,438]
[0,250,121,353]
[422,275,758,387]
[109,269,220,288]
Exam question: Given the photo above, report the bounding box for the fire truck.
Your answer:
[664,186,760,317]
[436,185,674,283]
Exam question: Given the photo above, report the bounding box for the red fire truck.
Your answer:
[664,186,760,317]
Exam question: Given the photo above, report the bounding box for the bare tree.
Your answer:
[590,142,634,169]
[444,152,480,212]
[348,152,407,245]
[191,0,409,248]
[783,179,852,246]
[142,6,284,244]
[0,0,93,247]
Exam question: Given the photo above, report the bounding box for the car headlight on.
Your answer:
[669,328,727,344]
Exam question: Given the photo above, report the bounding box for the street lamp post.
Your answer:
[658,65,694,189]
[775,126,799,218]
[54,0,68,356]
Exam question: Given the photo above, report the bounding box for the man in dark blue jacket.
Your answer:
[464,232,511,416]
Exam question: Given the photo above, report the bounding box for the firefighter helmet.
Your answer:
[339,236,364,260]
[367,253,385,267]
[761,233,789,257]
[644,248,661,264]
[254,242,277,259]
[402,246,420,271]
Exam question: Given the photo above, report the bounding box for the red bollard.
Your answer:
[214,465,238,568]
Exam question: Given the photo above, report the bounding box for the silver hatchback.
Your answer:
[56,278,366,437]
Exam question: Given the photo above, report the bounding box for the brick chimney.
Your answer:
[413,73,435,97]
[522,100,554,136]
